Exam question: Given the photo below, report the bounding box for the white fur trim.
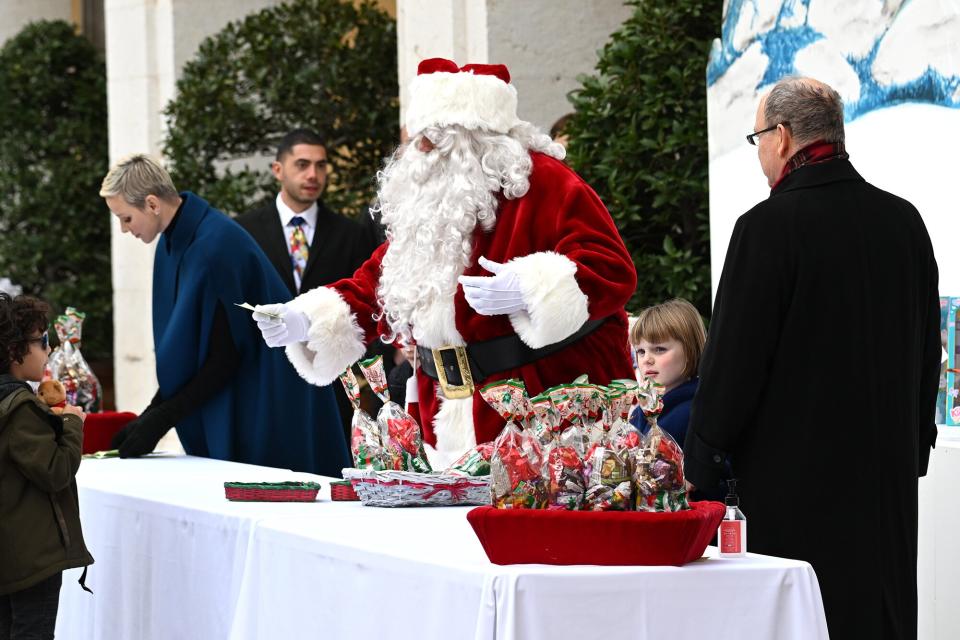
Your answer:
[506,251,590,349]
[426,395,476,470]
[405,71,520,136]
[410,297,465,349]
[283,287,366,386]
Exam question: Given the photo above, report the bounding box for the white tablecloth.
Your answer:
[57,456,828,640]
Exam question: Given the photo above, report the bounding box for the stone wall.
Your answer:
[397,0,631,132]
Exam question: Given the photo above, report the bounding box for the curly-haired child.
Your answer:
[0,293,93,639]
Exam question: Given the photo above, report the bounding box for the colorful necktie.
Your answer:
[289,216,309,288]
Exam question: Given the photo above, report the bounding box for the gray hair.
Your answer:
[763,77,845,146]
[99,153,179,208]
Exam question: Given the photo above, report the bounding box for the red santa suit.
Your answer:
[280,59,636,464]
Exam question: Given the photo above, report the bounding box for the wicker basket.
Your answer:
[224,481,320,502]
[329,479,360,501]
[341,468,491,507]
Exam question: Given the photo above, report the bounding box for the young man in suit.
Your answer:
[236,129,379,441]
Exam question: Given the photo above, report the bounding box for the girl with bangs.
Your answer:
[629,298,705,447]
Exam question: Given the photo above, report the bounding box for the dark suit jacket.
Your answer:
[684,158,939,640]
[235,198,380,297]
[236,197,382,440]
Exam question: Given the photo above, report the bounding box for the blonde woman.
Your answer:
[100,154,347,475]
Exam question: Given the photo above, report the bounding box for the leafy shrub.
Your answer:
[163,0,398,218]
[0,20,111,358]
[565,0,719,318]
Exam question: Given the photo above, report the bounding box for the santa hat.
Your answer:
[404,58,521,136]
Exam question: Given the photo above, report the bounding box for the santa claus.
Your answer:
[255,58,637,467]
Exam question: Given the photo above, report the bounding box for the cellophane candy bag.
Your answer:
[358,355,432,473]
[483,380,547,509]
[339,366,389,470]
[444,442,494,477]
[542,386,590,510]
[633,380,689,511]
[529,392,559,448]
[582,388,633,511]
[46,307,101,412]
[544,384,603,510]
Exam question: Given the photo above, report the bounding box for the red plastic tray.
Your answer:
[467,501,725,566]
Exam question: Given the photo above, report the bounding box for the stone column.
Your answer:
[105,0,284,412]
[396,0,631,131]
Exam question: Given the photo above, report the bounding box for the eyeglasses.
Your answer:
[746,122,789,146]
[24,332,49,350]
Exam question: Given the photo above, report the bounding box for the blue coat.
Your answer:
[152,192,349,475]
[629,377,698,446]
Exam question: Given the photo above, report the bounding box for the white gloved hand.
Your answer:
[457,256,527,316]
[253,302,311,347]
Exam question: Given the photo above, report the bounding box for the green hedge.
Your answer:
[565,0,719,318]
[0,20,111,359]
[163,0,398,218]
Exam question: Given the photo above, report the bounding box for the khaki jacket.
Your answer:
[0,379,93,595]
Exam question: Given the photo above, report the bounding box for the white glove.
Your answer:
[457,256,527,316]
[253,303,311,347]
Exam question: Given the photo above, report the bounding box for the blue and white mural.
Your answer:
[707,0,960,295]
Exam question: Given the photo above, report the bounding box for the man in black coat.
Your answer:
[236,129,380,440]
[684,77,939,639]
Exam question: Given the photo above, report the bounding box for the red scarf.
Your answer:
[771,140,849,190]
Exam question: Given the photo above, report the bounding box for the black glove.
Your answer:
[109,421,136,449]
[114,409,174,458]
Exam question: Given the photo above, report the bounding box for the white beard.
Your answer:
[373,123,565,348]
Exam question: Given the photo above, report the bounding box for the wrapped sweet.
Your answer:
[528,393,559,447]
[445,442,494,477]
[582,388,634,511]
[358,355,432,473]
[483,380,547,509]
[610,379,643,450]
[339,367,389,470]
[539,387,589,510]
[632,381,689,512]
[46,307,101,413]
[543,422,587,510]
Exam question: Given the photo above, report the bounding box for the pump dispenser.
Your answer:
[718,479,746,557]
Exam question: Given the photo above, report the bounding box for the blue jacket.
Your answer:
[152,192,349,475]
[629,377,698,446]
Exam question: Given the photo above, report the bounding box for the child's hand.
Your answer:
[62,404,87,423]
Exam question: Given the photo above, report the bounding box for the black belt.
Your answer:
[418,317,607,393]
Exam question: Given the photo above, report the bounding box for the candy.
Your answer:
[445,442,494,477]
[582,389,634,511]
[541,421,586,510]
[357,355,432,473]
[632,421,689,510]
[340,368,389,470]
[46,307,102,413]
[480,379,532,423]
[488,396,547,509]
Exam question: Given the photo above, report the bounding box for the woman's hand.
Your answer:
[61,404,87,422]
[111,410,173,458]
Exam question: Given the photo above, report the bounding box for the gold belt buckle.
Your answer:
[432,345,475,399]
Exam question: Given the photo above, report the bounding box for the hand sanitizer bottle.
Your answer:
[718,478,746,557]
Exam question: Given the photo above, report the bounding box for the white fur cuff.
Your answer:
[284,287,366,386]
[506,251,590,349]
